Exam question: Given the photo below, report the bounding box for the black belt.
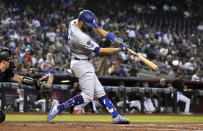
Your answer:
[73,57,90,61]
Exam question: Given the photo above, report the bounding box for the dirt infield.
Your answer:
[1,113,203,131]
[1,121,203,131]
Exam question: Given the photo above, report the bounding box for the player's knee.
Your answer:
[117,102,122,107]
[95,89,106,98]
[81,93,93,103]
[42,99,46,104]
[186,98,190,103]
[86,97,94,103]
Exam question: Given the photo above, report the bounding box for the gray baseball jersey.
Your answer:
[68,19,99,60]
[68,19,106,103]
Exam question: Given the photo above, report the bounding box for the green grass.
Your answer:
[5,114,203,123]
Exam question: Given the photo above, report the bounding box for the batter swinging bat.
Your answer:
[127,48,158,70]
[94,28,158,70]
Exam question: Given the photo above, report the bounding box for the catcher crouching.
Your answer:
[0,47,54,122]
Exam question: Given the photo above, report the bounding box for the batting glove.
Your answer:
[114,37,124,46]
[119,43,129,51]
[120,43,129,48]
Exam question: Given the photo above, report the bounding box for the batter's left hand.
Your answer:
[119,43,129,51]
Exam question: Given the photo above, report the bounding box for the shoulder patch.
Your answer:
[87,41,94,47]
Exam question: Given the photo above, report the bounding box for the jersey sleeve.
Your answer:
[86,40,100,53]
[77,33,100,53]
[69,20,101,54]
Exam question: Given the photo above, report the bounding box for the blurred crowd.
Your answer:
[0,0,202,81]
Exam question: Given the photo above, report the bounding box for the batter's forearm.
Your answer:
[94,28,108,38]
[94,28,123,46]
[99,48,119,54]
[95,28,116,41]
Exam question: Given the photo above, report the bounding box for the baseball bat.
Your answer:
[127,48,158,70]
[94,28,158,70]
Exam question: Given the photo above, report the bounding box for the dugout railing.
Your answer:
[0,82,199,114]
[104,86,178,113]
[0,82,70,112]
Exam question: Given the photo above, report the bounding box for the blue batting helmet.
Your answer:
[78,10,97,28]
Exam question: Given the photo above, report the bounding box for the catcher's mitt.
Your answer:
[38,74,54,91]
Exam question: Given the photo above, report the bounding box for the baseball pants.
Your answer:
[177,92,191,113]
[129,100,141,111]
[144,99,155,112]
[71,60,106,103]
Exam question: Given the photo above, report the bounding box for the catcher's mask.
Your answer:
[0,47,17,70]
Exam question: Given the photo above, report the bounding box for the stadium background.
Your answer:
[0,0,203,130]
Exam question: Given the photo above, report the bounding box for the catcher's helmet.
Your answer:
[0,111,5,123]
[0,47,12,61]
[78,10,97,28]
[0,47,16,69]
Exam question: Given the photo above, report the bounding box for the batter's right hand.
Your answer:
[120,43,129,48]
[119,43,129,51]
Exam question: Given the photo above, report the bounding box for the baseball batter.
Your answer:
[48,10,130,124]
